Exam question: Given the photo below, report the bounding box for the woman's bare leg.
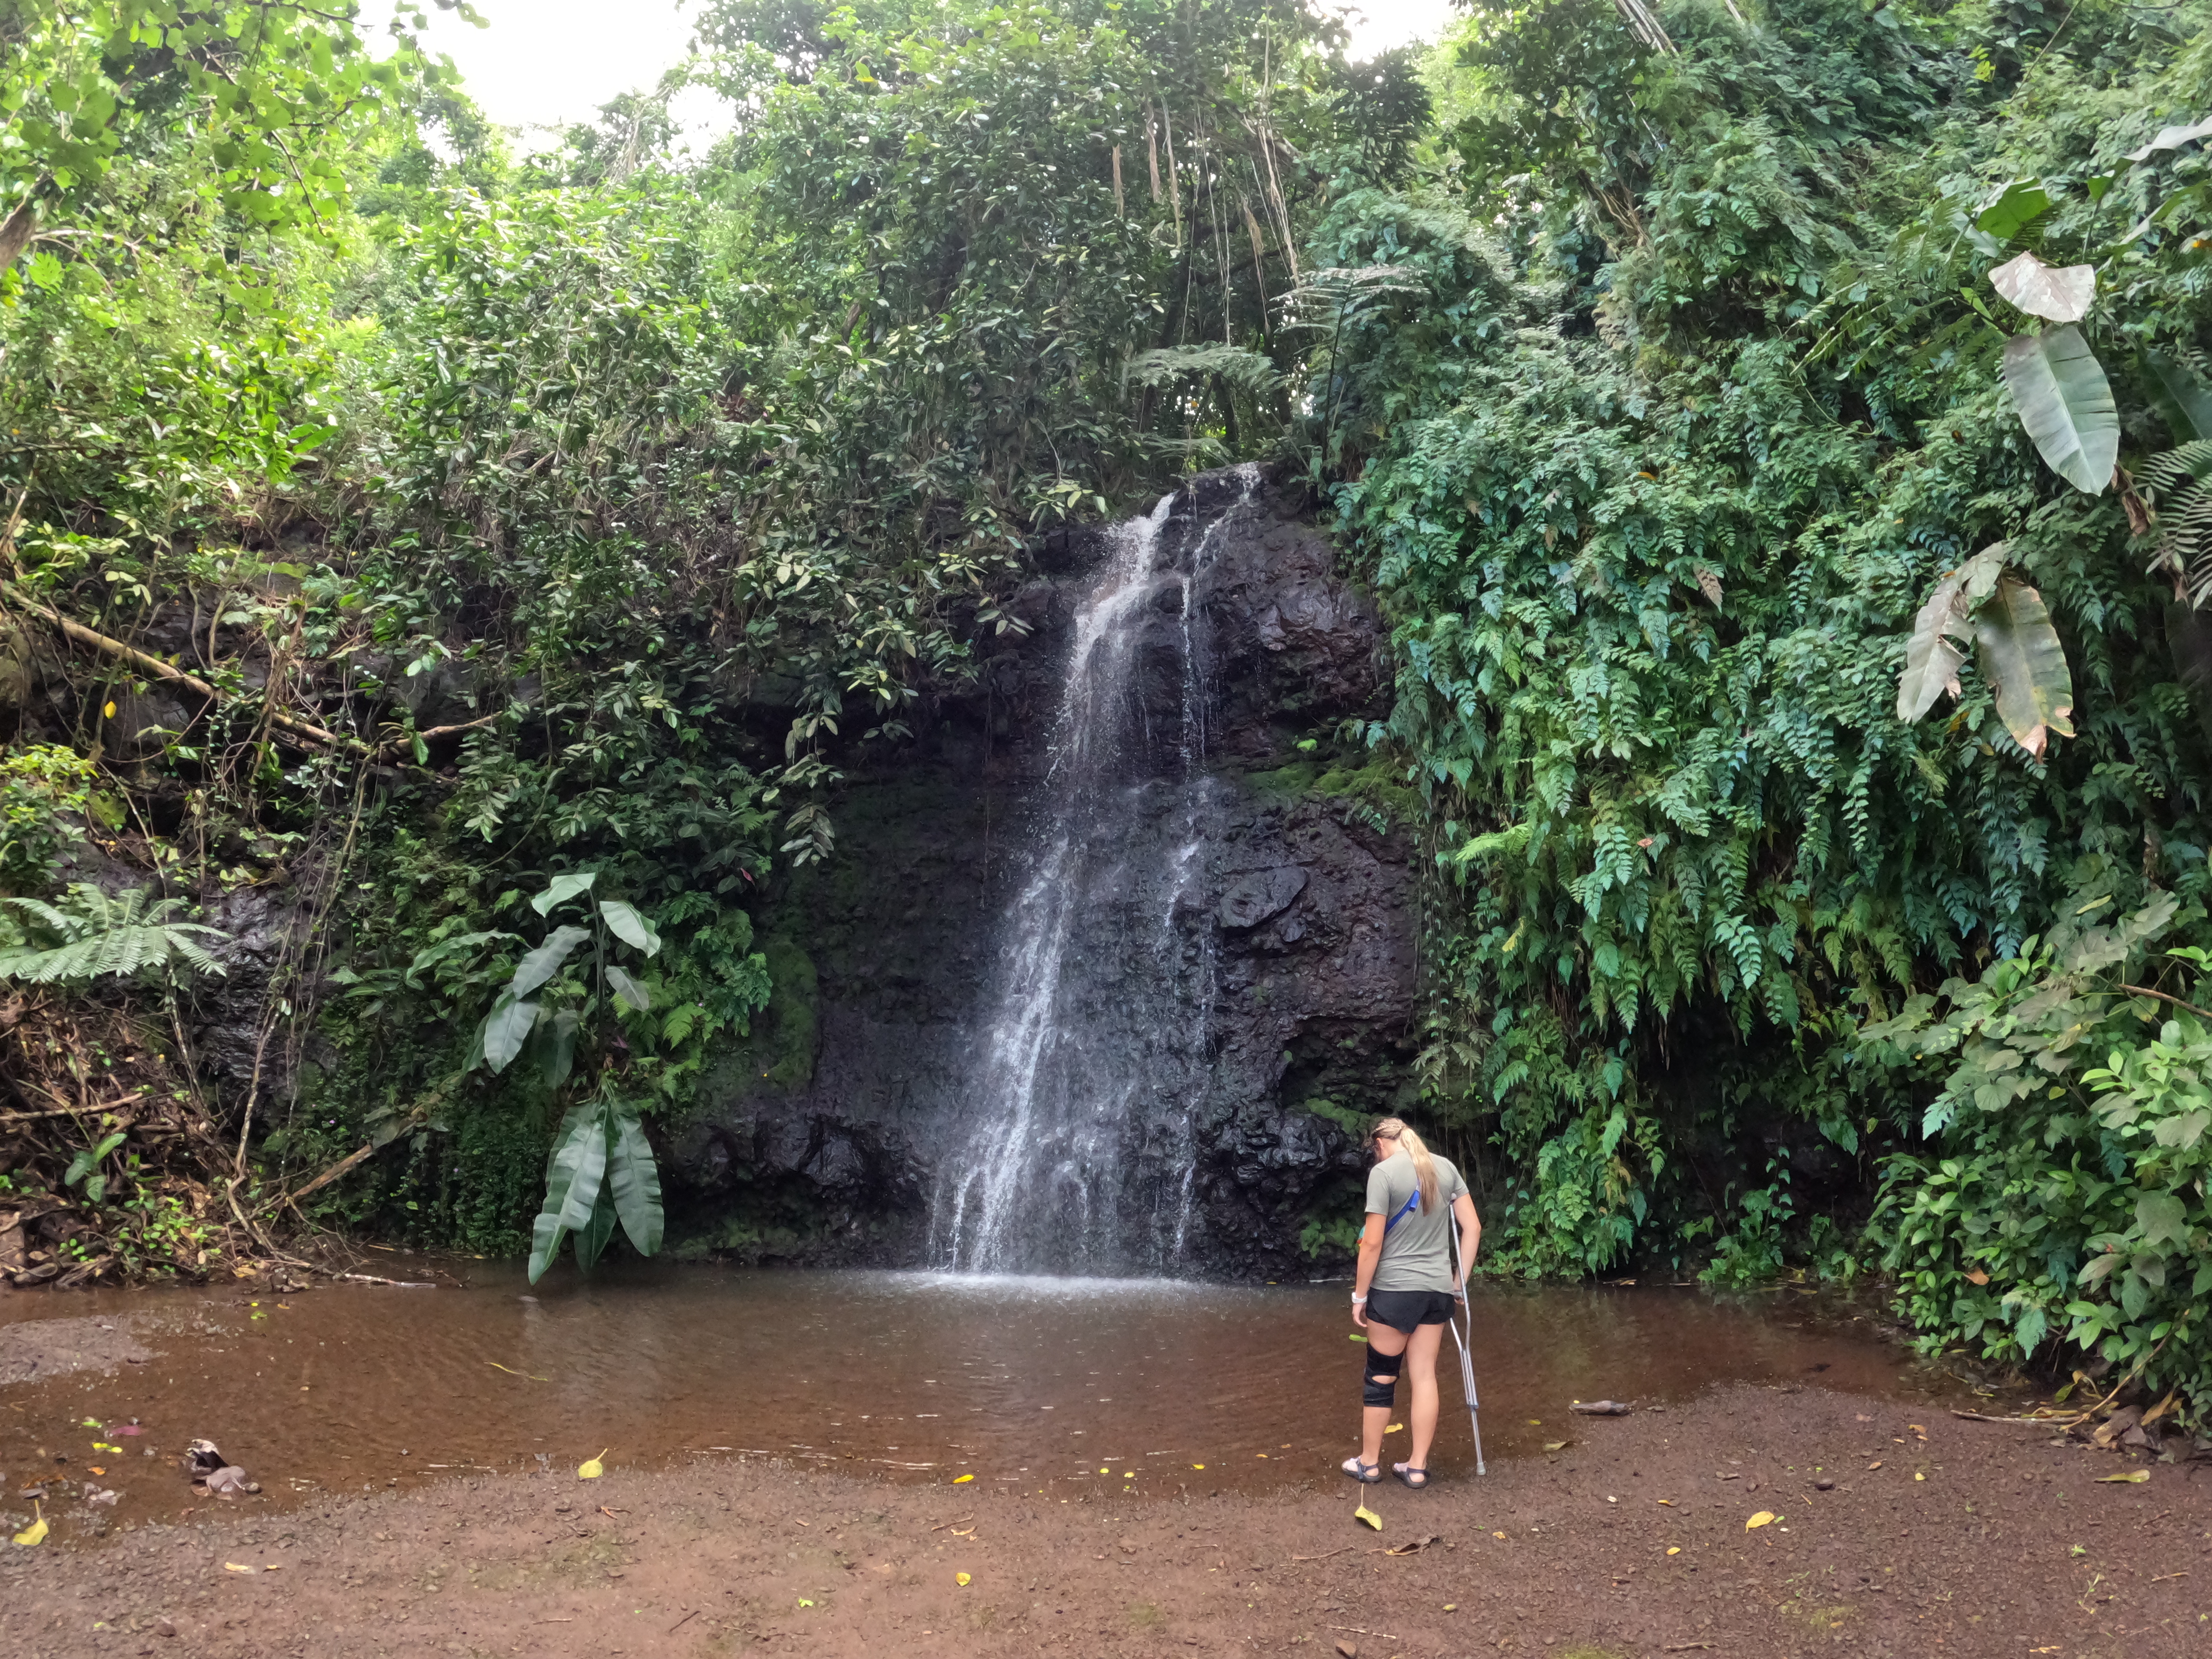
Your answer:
[1360,1322,1409,1467]
[1402,1322,1446,1472]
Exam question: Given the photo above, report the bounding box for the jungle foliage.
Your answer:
[0,0,1353,1276]
[1315,0,2212,1408]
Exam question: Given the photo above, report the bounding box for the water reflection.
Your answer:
[0,1262,1959,1535]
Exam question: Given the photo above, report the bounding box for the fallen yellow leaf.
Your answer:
[1867,1460,1882,1470]
[1657,1499,1674,1506]
[1098,1467,1109,1475]
[1191,1463,1205,1470]
[1385,1423,1404,1433]
[224,1562,256,1573]
[578,1448,608,1479]
[12,1504,47,1547]
[1443,1603,1458,1611]
[103,701,116,719]
[1913,1471,1926,1482]
[1122,1471,1134,1478]
[89,1468,105,1476]
[1492,1530,1507,1540]
[1543,1441,1569,1452]
[1746,1511,1777,1531]
[1354,1504,1382,1531]
[797,1598,815,1608]
[955,1572,971,1587]
[2096,1470,2150,1484]
[1667,1547,1682,1556]
[951,1473,975,1484]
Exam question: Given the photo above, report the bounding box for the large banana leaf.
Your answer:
[1975,179,2050,242]
[606,1110,664,1257]
[605,963,652,1014]
[553,1110,610,1237]
[509,923,591,1000]
[1897,571,1972,721]
[1973,575,2077,758]
[480,992,540,1075]
[531,871,597,916]
[574,1182,621,1272]
[2147,350,2212,443]
[528,1102,606,1283]
[596,900,661,956]
[1897,545,2005,722]
[1989,251,2094,323]
[2002,326,2117,494]
[541,1006,580,1089]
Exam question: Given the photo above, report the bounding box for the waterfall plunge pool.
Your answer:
[1,1264,1965,1531]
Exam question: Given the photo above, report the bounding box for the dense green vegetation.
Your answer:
[0,0,1355,1271]
[1324,0,2212,1411]
[2,0,2209,1414]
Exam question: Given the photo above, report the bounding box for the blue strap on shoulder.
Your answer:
[1381,1189,1420,1234]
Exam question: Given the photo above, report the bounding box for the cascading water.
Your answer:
[933,467,1262,1274]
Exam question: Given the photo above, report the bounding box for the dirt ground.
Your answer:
[3,1382,2207,1659]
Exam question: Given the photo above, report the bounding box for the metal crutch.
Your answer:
[1448,1223,1487,1475]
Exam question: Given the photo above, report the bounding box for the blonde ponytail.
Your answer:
[1372,1117,1440,1214]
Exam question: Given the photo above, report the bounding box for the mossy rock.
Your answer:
[728,936,818,1094]
[1297,1096,1375,1139]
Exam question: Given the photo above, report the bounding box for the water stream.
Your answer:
[934,469,1260,1274]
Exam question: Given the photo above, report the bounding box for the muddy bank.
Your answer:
[0,1310,157,1386]
[4,1383,2206,1658]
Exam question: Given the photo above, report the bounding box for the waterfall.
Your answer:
[933,467,1261,1274]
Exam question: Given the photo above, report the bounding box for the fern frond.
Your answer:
[2139,439,2212,495]
[1124,344,1284,393]
[0,887,231,985]
[2,896,77,937]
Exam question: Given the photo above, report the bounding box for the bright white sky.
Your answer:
[365,1,1462,139]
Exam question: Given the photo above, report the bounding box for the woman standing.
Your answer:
[1341,1118,1481,1489]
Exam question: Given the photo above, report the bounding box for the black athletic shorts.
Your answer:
[1365,1288,1458,1333]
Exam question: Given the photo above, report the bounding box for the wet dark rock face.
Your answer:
[669,468,1417,1279]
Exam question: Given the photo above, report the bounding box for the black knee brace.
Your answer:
[1362,1343,1400,1410]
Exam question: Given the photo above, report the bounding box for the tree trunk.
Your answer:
[0,192,36,275]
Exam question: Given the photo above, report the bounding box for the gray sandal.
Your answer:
[1341,1456,1382,1484]
[1393,1463,1429,1489]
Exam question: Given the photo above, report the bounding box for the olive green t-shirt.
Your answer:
[1365,1151,1469,1294]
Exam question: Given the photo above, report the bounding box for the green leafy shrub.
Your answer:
[1862,893,2212,1412]
[0,746,95,893]
[1321,0,2212,1286]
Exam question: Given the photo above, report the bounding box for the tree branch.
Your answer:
[0,579,359,750]
[2119,984,2212,1022]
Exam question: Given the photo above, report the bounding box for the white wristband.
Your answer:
[1351,1294,1367,1304]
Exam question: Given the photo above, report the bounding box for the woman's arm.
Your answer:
[1350,1212,1386,1328]
[1452,1191,1482,1290]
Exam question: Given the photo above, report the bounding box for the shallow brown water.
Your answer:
[1,1263,1959,1535]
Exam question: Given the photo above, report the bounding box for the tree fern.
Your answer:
[1123,344,1283,394]
[2139,438,2212,607]
[0,886,230,985]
